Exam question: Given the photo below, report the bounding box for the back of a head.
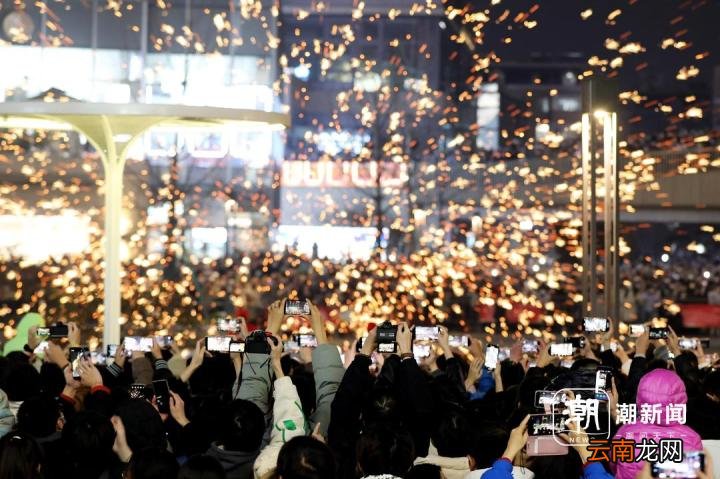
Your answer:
[177,454,226,479]
[126,447,179,479]
[637,368,687,408]
[221,399,264,452]
[362,387,401,426]
[406,464,442,479]
[0,433,43,479]
[17,395,61,439]
[2,363,41,402]
[62,411,116,478]
[356,423,415,478]
[499,360,525,389]
[116,399,167,452]
[276,436,336,479]
[469,422,509,469]
[432,411,470,457]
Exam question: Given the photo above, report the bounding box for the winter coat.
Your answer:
[613,368,703,479]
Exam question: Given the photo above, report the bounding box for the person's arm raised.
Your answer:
[180,340,207,383]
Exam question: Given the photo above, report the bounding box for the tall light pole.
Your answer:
[580,79,619,328]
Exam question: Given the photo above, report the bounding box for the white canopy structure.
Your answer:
[0,102,289,346]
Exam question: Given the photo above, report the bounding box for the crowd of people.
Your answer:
[0,297,717,479]
[1,246,719,343]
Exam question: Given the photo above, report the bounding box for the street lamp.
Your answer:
[580,79,619,327]
[0,101,288,346]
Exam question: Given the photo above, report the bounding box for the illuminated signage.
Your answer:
[282,160,408,188]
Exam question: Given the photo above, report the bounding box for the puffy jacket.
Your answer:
[253,376,307,479]
[613,368,703,479]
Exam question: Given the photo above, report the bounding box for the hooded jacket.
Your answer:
[613,368,703,479]
[253,376,306,479]
[206,442,258,479]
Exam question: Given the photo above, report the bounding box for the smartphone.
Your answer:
[33,341,49,355]
[651,451,705,478]
[123,336,153,352]
[649,327,668,340]
[679,337,710,350]
[69,347,90,379]
[106,344,128,357]
[595,366,612,392]
[294,333,318,348]
[568,336,586,349]
[90,351,105,365]
[535,390,568,408]
[550,343,574,357]
[584,317,610,333]
[205,336,232,353]
[156,335,173,349]
[152,380,171,414]
[414,326,440,341]
[218,318,239,333]
[600,341,618,353]
[485,344,500,370]
[129,384,151,401]
[527,414,570,456]
[528,413,567,436]
[36,327,50,337]
[448,335,470,348]
[523,339,540,354]
[284,300,310,316]
[229,341,245,353]
[49,324,69,338]
[498,347,511,361]
[378,342,396,353]
[413,343,431,359]
[285,340,300,353]
[629,324,645,337]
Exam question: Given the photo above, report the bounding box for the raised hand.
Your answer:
[360,327,377,357]
[267,300,284,336]
[111,416,132,463]
[114,342,128,368]
[78,357,103,388]
[465,357,483,392]
[437,326,452,358]
[502,415,530,461]
[46,341,69,369]
[396,322,412,356]
[268,336,284,378]
[308,300,328,344]
[169,392,190,427]
[68,322,81,347]
[151,337,163,360]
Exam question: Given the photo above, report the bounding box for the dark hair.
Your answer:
[2,363,41,402]
[432,411,470,457]
[277,436,336,479]
[221,399,265,452]
[0,433,43,479]
[126,447,178,479]
[356,423,415,477]
[62,411,116,478]
[17,395,61,438]
[468,422,509,469]
[499,360,525,389]
[177,455,226,479]
[704,368,720,398]
[361,387,401,426]
[406,464,443,479]
[115,399,167,452]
